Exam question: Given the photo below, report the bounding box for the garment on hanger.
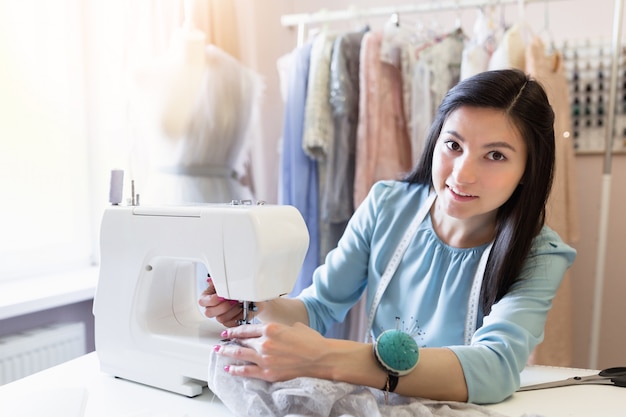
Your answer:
[525,36,580,367]
[324,30,366,225]
[278,42,320,298]
[410,30,465,164]
[527,37,580,245]
[303,32,338,160]
[353,30,412,208]
[461,9,498,80]
[323,30,368,340]
[488,22,527,70]
[384,22,423,164]
[300,32,341,265]
[400,41,419,147]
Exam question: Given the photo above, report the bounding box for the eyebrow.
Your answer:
[444,130,518,152]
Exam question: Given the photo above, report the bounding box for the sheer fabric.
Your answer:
[208,342,535,417]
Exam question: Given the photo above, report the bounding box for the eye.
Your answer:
[487,150,507,161]
[444,140,462,152]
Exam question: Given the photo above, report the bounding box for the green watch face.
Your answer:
[375,329,420,376]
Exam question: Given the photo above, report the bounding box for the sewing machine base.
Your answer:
[98,317,226,397]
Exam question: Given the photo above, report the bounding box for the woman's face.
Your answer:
[431,106,527,224]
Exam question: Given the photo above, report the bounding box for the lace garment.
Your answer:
[208,342,542,417]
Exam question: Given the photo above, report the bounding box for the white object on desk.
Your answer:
[488,366,625,417]
[93,203,309,397]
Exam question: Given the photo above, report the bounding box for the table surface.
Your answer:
[0,352,624,417]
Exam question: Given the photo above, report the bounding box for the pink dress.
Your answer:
[354,31,412,208]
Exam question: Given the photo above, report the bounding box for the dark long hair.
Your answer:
[403,69,555,315]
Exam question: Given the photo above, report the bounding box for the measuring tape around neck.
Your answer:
[364,191,493,346]
[365,191,435,342]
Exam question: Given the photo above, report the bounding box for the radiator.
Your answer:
[0,322,86,385]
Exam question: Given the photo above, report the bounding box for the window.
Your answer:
[0,0,241,283]
[0,0,178,281]
[0,0,93,281]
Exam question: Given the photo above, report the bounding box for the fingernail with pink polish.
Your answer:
[229,299,238,306]
[224,365,230,373]
[213,345,221,353]
[221,330,228,338]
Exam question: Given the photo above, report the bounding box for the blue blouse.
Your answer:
[279,42,320,297]
[297,180,576,404]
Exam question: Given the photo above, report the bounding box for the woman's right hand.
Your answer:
[198,276,246,328]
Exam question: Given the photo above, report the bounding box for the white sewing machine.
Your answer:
[93,201,309,397]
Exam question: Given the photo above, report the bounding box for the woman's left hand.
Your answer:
[215,322,331,382]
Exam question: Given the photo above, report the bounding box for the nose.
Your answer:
[453,156,477,184]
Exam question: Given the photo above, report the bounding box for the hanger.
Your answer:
[389,12,400,27]
[383,11,401,38]
[347,4,369,32]
[515,0,534,46]
[497,0,509,33]
[453,0,463,30]
[305,8,331,43]
[381,11,403,66]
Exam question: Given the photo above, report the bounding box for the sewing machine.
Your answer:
[93,201,309,397]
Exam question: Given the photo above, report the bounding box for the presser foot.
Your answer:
[237,301,258,325]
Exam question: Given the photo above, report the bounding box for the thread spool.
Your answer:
[109,169,124,205]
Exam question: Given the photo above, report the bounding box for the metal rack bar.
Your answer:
[589,0,624,370]
[281,0,567,46]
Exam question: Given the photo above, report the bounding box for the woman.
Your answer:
[199,69,576,405]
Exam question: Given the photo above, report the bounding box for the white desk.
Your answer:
[0,353,624,417]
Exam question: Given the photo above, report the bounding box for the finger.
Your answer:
[216,304,245,327]
[201,276,216,296]
[202,298,239,318]
[198,292,225,308]
[222,363,290,383]
[215,342,258,362]
[221,323,265,339]
[199,277,240,309]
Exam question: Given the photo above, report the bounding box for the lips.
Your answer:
[447,185,476,198]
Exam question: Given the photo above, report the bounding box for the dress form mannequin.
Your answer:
[132,0,263,206]
[158,3,207,140]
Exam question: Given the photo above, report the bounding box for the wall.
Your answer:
[0,300,95,353]
[571,154,626,369]
[237,0,626,369]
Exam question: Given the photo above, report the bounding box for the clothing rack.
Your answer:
[589,0,623,370]
[281,0,563,47]
[281,0,625,370]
